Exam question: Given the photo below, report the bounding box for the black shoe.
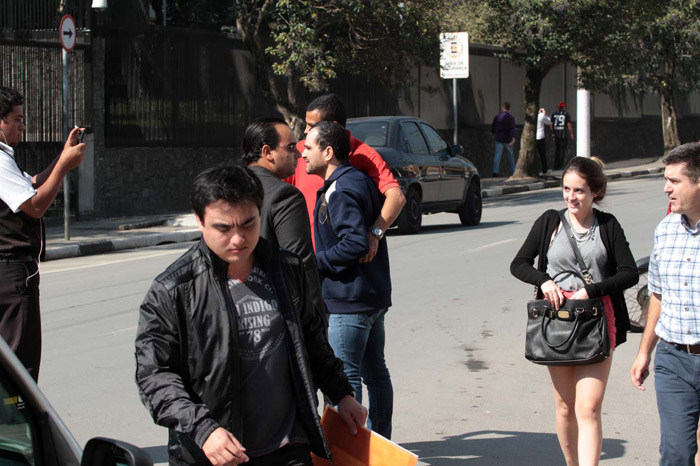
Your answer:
[492,172,499,177]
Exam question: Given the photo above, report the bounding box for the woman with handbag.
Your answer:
[510,156,638,466]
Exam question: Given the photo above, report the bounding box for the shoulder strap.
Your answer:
[557,210,593,284]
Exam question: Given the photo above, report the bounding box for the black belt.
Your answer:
[0,253,35,263]
[662,339,700,355]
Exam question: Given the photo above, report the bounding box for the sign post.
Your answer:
[60,15,76,240]
[440,32,469,146]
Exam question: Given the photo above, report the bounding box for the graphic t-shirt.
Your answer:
[228,264,307,457]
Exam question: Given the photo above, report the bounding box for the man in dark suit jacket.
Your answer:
[242,118,327,322]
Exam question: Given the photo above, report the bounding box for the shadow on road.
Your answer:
[402,430,626,465]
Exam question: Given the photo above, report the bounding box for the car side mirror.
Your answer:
[81,437,153,466]
[450,145,464,156]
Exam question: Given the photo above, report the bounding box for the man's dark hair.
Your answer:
[190,164,264,220]
[307,94,347,127]
[312,121,350,164]
[240,118,286,165]
[662,142,700,183]
[503,102,511,111]
[0,86,24,120]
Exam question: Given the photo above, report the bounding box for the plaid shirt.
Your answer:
[649,213,700,344]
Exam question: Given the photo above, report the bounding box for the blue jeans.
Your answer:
[328,309,393,439]
[654,341,700,465]
[493,141,515,175]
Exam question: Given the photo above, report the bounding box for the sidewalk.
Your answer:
[44,157,664,261]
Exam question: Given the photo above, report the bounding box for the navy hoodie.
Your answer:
[313,163,392,313]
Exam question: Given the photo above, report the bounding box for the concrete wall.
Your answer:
[85,42,700,218]
[98,147,235,217]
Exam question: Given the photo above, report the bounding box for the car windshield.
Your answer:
[346,121,389,147]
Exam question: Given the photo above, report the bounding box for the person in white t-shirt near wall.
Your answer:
[536,107,552,177]
[0,86,85,381]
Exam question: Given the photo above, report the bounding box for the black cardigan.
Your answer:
[510,209,639,346]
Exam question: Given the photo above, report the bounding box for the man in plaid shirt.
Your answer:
[631,142,700,465]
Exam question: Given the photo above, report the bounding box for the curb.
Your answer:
[481,166,663,199]
[45,229,201,261]
[44,166,664,261]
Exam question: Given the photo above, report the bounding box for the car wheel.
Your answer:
[396,190,422,234]
[458,179,482,226]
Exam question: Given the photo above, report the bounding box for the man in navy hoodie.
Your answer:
[302,121,394,439]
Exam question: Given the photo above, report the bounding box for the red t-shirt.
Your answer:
[286,131,399,236]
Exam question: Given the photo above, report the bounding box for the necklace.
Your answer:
[571,227,595,244]
[566,211,596,244]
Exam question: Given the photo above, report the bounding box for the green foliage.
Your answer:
[166,0,236,29]
[454,0,577,75]
[624,0,700,95]
[266,0,442,92]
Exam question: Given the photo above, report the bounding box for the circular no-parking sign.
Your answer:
[59,15,76,52]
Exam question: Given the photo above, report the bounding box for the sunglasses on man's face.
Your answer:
[279,142,297,152]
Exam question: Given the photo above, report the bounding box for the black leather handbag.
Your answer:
[524,212,610,366]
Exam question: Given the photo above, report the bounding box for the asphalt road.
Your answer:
[37,173,668,465]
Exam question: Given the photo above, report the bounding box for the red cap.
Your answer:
[558,101,566,108]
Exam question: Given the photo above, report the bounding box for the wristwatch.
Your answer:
[369,226,385,240]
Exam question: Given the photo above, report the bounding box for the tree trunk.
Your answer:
[238,4,306,138]
[512,67,544,179]
[660,85,680,156]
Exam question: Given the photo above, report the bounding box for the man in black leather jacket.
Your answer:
[242,119,327,327]
[135,165,366,466]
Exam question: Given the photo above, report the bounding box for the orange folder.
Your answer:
[311,406,418,466]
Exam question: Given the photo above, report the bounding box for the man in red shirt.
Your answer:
[286,94,405,262]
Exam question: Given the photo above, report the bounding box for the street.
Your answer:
[38,174,668,465]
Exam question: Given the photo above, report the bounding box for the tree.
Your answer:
[460,0,575,178]
[446,0,634,178]
[168,1,442,135]
[571,1,700,155]
[626,1,700,154]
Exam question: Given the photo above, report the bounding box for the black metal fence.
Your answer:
[0,0,91,32]
[104,27,251,147]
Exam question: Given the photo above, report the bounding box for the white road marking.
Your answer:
[97,326,137,337]
[460,238,516,254]
[41,248,187,275]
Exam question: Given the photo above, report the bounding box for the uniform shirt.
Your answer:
[0,142,42,257]
[287,131,399,239]
[552,109,571,140]
[0,142,36,213]
[649,213,700,344]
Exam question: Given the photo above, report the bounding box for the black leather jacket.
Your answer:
[135,237,352,465]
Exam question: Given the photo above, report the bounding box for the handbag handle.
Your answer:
[541,310,583,349]
[535,269,589,299]
[558,210,593,284]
